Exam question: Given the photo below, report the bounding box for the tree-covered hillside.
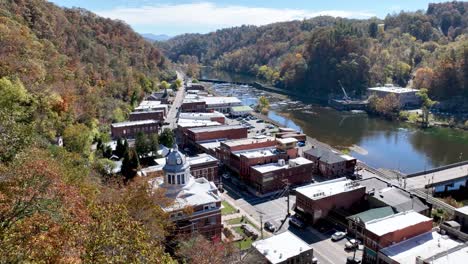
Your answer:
[163,2,467,102]
[0,0,177,262]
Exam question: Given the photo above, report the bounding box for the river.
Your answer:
[201,68,468,174]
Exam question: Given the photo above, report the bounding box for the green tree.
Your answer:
[368,22,378,38]
[135,132,149,157]
[256,96,270,114]
[417,88,436,127]
[121,148,140,181]
[63,123,93,156]
[159,128,175,147]
[159,81,170,90]
[148,133,160,157]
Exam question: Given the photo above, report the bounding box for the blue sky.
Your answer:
[49,0,446,36]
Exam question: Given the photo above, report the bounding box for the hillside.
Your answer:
[163,2,467,102]
[0,0,177,262]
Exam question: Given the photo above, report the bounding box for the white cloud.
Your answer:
[96,2,375,33]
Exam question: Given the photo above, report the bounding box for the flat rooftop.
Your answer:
[130,110,164,115]
[222,136,276,148]
[177,119,221,128]
[304,147,355,164]
[111,120,158,128]
[380,231,462,264]
[202,96,241,105]
[368,86,419,94]
[365,211,431,236]
[139,100,161,106]
[188,124,245,133]
[276,137,298,144]
[295,177,364,200]
[251,157,312,173]
[134,104,168,111]
[252,231,312,264]
[235,148,277,159]
[199,141,223,150]
[455,206,468,216]
[405,164,468,190]
[231,105,253,112]
[432,243,468,264]
[188,153,218,166]
[179,111,225,119]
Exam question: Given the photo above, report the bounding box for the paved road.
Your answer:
[164,71,185,129]
[222,178,362,263]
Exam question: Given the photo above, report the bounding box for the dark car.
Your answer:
[264,221,276,232]
[289,215,305,229]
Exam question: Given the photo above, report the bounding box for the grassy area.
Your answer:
[227,217,243,225]
[226,216,260,230]
[233,226,255,250]
[221,200,237,215]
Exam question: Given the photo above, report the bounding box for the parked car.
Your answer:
[331,231,346,241]
[264,221,276,232]
[346,257,361,264]
[345,239,359,250]
[312,257,319,264]
[261,128,266,132]
[256,119,264,123]
[289,215,305,229]
[297,141,306,147]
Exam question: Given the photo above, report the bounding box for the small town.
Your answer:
[105,74,468,264]
[1,1,468,263]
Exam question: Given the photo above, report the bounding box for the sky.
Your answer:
[49,0,446,36]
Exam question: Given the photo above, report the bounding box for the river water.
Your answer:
[201,68,468,173]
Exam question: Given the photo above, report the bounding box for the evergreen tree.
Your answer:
[148,133,160,157]
[115,138,125,158]
[121,148,140,181]
[135,132,149,157]
[368,22,378,38]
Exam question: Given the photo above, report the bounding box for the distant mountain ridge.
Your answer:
[161,1,467,102]
[142,33,172,41]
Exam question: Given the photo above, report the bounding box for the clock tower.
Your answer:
[162,144,191,192]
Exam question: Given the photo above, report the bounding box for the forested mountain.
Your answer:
[0,0,177,262]
[163,2,467,101]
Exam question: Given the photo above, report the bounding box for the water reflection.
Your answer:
[202,69,468,173]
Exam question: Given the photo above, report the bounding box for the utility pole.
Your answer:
[286,182,290,216]
[260,214,264,239]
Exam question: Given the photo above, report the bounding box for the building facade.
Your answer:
[185,125,248,145]
[304,147,356,178]
[188,153,219,185]
[295,178,366,224]
[250,157,314,194]
[129,110,165,122]
[151,145,223,239]
[111,120,159,139]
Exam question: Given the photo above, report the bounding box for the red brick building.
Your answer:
[304,146,357,178]
[181,99,207,112]
[129,110,165,122]
[185,125,248,145]
[250,157,314,194]
[362,211,433,263]
[111,120,159,139]
[295,178,366,224]
[188,153,219,185]
[218,136,277,166]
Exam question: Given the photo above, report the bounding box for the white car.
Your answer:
[345,239,359,249]
[331,231,346,241]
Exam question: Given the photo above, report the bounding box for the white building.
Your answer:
[368,84,421,107]
[230,105,253,117]
[248,231,315,264]
[149,145,222,237]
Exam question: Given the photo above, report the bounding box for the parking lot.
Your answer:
[222,178,363,264]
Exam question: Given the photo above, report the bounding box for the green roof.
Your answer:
[231,105,253,112]
[347,207,395,223]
